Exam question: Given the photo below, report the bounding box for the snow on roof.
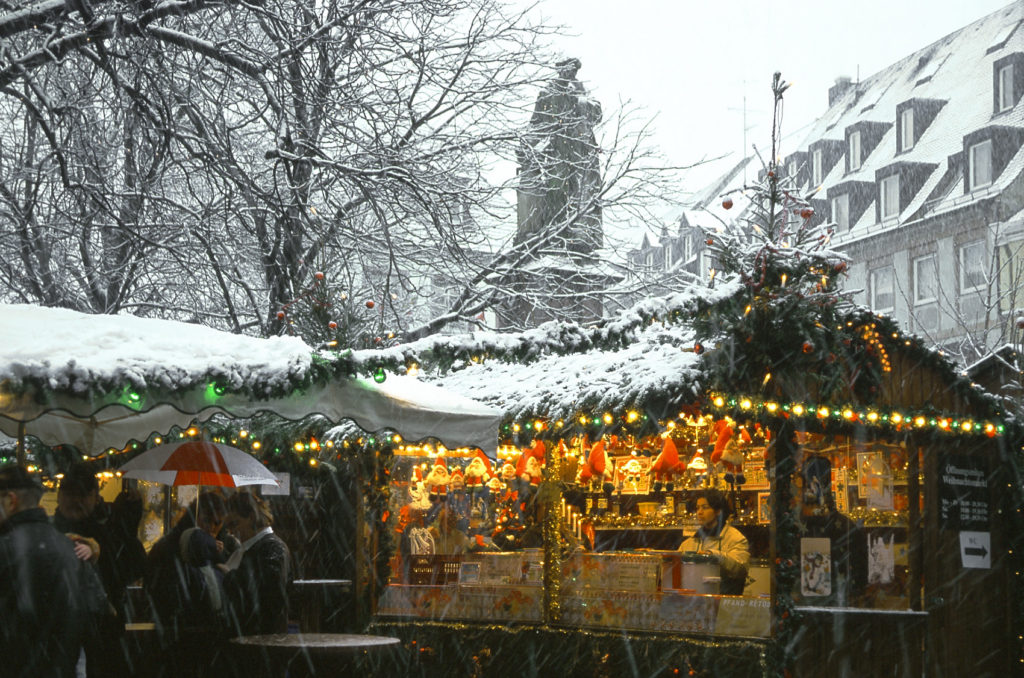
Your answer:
[430,319,704,423]
[0,303,312,393]
[665,4,1024,245]
[799,4,1024,214]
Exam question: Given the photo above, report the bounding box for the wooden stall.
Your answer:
[367,263,1022,676]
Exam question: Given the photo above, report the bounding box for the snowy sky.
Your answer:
[520,0,1013,193]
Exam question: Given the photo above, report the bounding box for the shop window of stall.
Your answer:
[789,434,918,611]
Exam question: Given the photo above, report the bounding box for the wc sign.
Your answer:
[959,531,991,569]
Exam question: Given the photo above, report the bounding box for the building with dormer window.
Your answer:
[631,2,1024,366]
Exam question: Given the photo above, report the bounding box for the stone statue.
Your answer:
[516,58,603,254]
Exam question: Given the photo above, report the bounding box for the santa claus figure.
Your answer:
[650,436,684,492]
[423,456,450,504]
[464,450,492,490]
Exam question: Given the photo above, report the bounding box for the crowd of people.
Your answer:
[0,463,291,678]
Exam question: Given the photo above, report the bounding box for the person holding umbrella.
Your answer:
[144,491,231,677]
[221,491,291,636]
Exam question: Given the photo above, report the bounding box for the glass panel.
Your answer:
[881,175,899,219]
[999,64,1014,111]
[970,141,993,189]
[871,267,895,312]
[960,240,986,292]
[813,149,823,185]
[849,132,861,170]
[832,194,849,230]
[914,255,937,303]
[900,108,914,151]
[791,435,918,611]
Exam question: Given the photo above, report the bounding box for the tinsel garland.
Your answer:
[541,441,562,624]
[365,619,770,678]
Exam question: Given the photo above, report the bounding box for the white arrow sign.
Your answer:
[959,531,991,569]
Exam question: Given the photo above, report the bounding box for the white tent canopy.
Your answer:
[0,304,500,456]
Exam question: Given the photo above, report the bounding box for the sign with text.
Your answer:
[959,531,992,569]
[939,454,990,531]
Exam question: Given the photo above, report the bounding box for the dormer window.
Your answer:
[993,53,1024,114]
[880,174,899,220]
[999,64,1015,112]
[969,140,993,190]
[831,194,849,230]
[900,109,914,152]
[664,243,674,271]
[812,149,823,186]
[848,131,861,171]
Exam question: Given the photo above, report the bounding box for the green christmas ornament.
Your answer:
[373,366,387,383]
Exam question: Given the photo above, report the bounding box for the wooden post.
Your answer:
[908,439,922,611]
[355,446,367,629]
[16,422,26,465]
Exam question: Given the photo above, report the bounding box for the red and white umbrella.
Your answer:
[120,440,278,488]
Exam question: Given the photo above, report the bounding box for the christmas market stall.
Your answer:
[359,197,1022,677]
[0,302,502,636]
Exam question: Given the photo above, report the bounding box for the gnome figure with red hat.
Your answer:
[587,439,614,495]
[516,440,546,506]
[709,420,749,488]
[650,436,684,493]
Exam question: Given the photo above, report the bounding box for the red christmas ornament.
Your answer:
[767,170,775,178]
[328,321,338,329]
[722,197,734,210]
[693,343,704,355]
[276,311,285,320]
[802,341,814,353]
[1016,317,1024,330]
[800,207,814,219]
[365,300,375,309]
[705,238,714,246]
[314,271,325,280]
[833,261,848,274]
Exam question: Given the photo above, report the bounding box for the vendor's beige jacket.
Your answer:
[679,523,751,582]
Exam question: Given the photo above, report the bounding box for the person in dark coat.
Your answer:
[222,491,291,636]
[144,491,230,678]
[53,464,146,677]
[0,464,84,678]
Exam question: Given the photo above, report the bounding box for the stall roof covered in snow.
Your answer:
[0,304,501,455]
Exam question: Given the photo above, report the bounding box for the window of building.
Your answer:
[848,131,861,171]
[870,266,895,312]
[645,251,654,268]
[914,255,938,304]
[665,243,674,271]
[880,174,899,220]
[959,240,986,293]
[969,140,993,190]
[900,108,914,152]
[812,149,823,186]
[913,254,939,332]
[999,63,1014,112]
[831,194,849,230]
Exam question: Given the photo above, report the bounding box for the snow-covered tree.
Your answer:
[0,0,682,344]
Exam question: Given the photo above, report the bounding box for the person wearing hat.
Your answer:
[678,488,750,595]
[53,463,146,678]
[0,464,85,677]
